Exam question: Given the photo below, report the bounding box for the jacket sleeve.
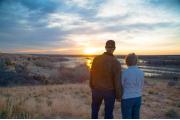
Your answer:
[113,59,122,100]
[90,57,96,89]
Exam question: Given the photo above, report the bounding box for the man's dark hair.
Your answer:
[105,40,115,48]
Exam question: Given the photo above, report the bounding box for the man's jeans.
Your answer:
[91,89,115,119]
[121,97,142,119]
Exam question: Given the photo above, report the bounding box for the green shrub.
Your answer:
[165,109,178,118]
[5,58,14,66]
[0,110,8,119]
[176,101,180,108]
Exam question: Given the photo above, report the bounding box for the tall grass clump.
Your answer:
[0,97,31,119]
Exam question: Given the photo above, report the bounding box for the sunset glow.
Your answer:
[84,48,98,55]
[0,0,180,55]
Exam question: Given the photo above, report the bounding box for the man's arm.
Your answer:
[113,60,122,101]
[89,57,96,89]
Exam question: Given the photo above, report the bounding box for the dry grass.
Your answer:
[0,78,179,118]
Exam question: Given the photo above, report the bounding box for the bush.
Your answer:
[15,111,31,119]
[0,60,5,69]
[165,109,178,118]
[4,58,14,66]
[176,101,180,108]
[0,58,15,69]
[148,90,155,94]
[0,110,8,119]
[0,98,32,119]
[15,63,28,74]
[54,64,90,84]
[32,74,49,85]
[33,60,54,69]
[167,81,176,87]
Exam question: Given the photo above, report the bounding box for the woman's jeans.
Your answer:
[91,89,115,119]
[121,97,142,119]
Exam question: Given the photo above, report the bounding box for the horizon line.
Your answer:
[0,52,180,56]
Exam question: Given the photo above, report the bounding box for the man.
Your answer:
[90,40,122,119]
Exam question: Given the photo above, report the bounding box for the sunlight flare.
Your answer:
[84,48,97,55]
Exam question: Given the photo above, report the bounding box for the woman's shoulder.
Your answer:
[123,66,144,74]
[122,68,129,76]
[136,67,144,76]
[137,67,144,73]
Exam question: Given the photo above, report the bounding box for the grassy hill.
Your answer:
[0,78,179,119]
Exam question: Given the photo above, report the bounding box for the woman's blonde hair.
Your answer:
[125,53,138,66]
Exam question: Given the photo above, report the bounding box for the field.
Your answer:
[0,53,180,118]
[0,78,179,119]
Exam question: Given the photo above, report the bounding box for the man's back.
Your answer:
[90,40,122,119]
[90,52,121,90]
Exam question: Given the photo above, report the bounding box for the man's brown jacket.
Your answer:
[90,52,122,99]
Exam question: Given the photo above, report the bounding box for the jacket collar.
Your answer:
[103,52,114,56]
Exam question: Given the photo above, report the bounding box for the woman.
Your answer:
[121,53,144,119]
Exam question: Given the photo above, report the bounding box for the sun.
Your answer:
[84,48,97,55]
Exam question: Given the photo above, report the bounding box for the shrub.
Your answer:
[176,101,180,108]
[165,109,178,118]
[148,90,155,94]
[33,60,54,69]
[167,81,176,87]
[55,64,90,84]
[0,60,5,69]
[0,110,8,119]
[15,112,31,119]
[31,74,49,85]
[0,98,32,119]
[4,58,14,66]
[47,100,52,107]
[15,63,28,75]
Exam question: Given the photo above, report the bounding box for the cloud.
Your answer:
[0,0,67,50]
[64,0,90,8]
[0,0,180,54]
[96,0,180,24]
[97,0,130,17]
[47,12,85,30]
[149,0,180,13]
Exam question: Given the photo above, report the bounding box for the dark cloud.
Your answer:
[148,0,180,13]
[0,0,59,29]
[0,0,65,50]
[0,0,59,14]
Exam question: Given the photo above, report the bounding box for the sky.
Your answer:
[0,0,180,55]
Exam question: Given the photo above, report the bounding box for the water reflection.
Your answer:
[64,57,180,78]
[86,58,93,70]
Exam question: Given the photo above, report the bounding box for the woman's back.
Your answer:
[122,66,144,99]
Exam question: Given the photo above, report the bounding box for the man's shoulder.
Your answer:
[93,55,102,60]
[94,54,110,59]
[113,57,120,64]
[94,54,119,62]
